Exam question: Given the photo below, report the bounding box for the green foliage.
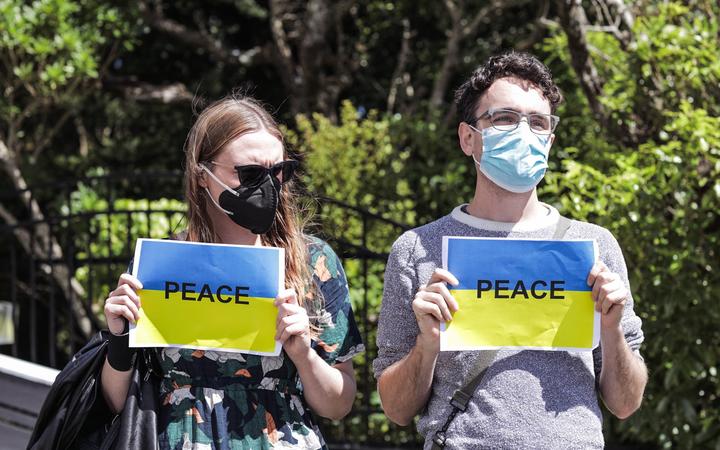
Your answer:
[0,0,134,95]
[288,102,469,444]
[66,181,186,320]
[540,2,720,448]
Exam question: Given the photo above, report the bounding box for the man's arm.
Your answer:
[377,269,459,425]
[378,334,439,425]
[588,260,648,419]
[598,325,648,419]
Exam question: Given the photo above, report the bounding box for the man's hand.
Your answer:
[587,261,628,331]
[411,268,459,353]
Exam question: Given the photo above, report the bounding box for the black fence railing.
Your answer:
[0,172,421,448]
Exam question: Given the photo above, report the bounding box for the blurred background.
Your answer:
[0,0,718,448]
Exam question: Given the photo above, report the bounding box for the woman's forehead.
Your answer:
[217,130,284,166]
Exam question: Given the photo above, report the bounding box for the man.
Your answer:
[373,52,647,449]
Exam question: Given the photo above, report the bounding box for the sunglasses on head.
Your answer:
[208,160,299,188]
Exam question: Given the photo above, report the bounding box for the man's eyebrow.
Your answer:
[491,106,549,115]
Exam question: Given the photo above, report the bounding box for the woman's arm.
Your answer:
[100,273,142,413]
[275,289,357,420]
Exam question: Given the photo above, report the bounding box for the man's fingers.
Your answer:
[598,278,624,304]
[592,271,615,301]
[428,268,459,287]
[423,283,459,312]
[416,292,453,321]
[587,261,608,287]
[412,297,444,322]
[604,288,628,311]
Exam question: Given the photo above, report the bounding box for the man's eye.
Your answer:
[531,117,550,129]
[493,114,518,124]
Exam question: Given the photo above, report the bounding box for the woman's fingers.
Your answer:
[274,288,298,306]
[104,302,136,324]
[106,295,140,322]
[275,312,308,341]
[112,283,140,307]
[117,273,143,291]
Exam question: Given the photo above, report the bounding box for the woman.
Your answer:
[101,95,364,449]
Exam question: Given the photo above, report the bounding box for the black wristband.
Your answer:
[107,329,137,372]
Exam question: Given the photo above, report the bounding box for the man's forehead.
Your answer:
[476,77,551,114]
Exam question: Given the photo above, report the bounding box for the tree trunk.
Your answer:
[0,139,92,339]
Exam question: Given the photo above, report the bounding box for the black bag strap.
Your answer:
[431,215,573,449]
[431,351,497,449]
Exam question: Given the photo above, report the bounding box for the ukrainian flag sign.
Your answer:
[440,237,600,352]
[129,239,283,355]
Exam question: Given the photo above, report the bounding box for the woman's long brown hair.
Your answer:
[183,95,316,311]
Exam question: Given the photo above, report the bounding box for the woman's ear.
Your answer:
[197,164,208,189]
[458,122,479,157]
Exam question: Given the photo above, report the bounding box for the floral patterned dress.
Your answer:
[156,237,364,449]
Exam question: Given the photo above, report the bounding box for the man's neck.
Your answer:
[466,175,547,223]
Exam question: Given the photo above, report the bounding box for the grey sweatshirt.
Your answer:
[373,204,644,450]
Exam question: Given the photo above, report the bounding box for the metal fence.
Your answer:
[0,172,421,448]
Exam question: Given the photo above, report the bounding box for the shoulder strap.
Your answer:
[431,350,498,449]
[432,216,574,448]
[552,215,572,240]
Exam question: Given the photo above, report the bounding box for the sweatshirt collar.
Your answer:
[450,203,560,233]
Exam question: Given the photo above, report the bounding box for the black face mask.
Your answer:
[202,165,280,235]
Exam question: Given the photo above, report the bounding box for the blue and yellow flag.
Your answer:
[441,236,600,351]
[129,239,283,355]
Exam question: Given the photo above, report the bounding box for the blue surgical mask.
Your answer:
[469,122,552,193]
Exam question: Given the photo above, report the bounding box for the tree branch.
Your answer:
[387,18,414,113]
[430,0,529,113]
[104,77,194,104]
[268,0,298,100]
[139,1,266,67]
[516,0,551,51]
[556,1,606,121]
[602,0,634,50]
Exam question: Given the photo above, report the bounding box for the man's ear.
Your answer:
[458,122,478,157]
[549,133,556,148]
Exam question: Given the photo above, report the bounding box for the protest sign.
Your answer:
[440,237,600,351]
[129,239,283,355]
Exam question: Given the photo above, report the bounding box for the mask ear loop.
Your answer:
[467,123,485,167]
[199,163,240,197]
[198,163,236,216]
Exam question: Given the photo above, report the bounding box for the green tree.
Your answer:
[542,2,720,447]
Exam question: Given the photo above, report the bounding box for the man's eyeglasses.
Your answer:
[207,160,299,188]
[472,108,560,135]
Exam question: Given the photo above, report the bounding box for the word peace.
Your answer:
[476,279,566,300]
[164,281,251,304]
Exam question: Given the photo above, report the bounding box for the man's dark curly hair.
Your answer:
[454,51,563,125]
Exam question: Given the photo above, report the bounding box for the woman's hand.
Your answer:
[274,288,312,361]
[104,273,143,335]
